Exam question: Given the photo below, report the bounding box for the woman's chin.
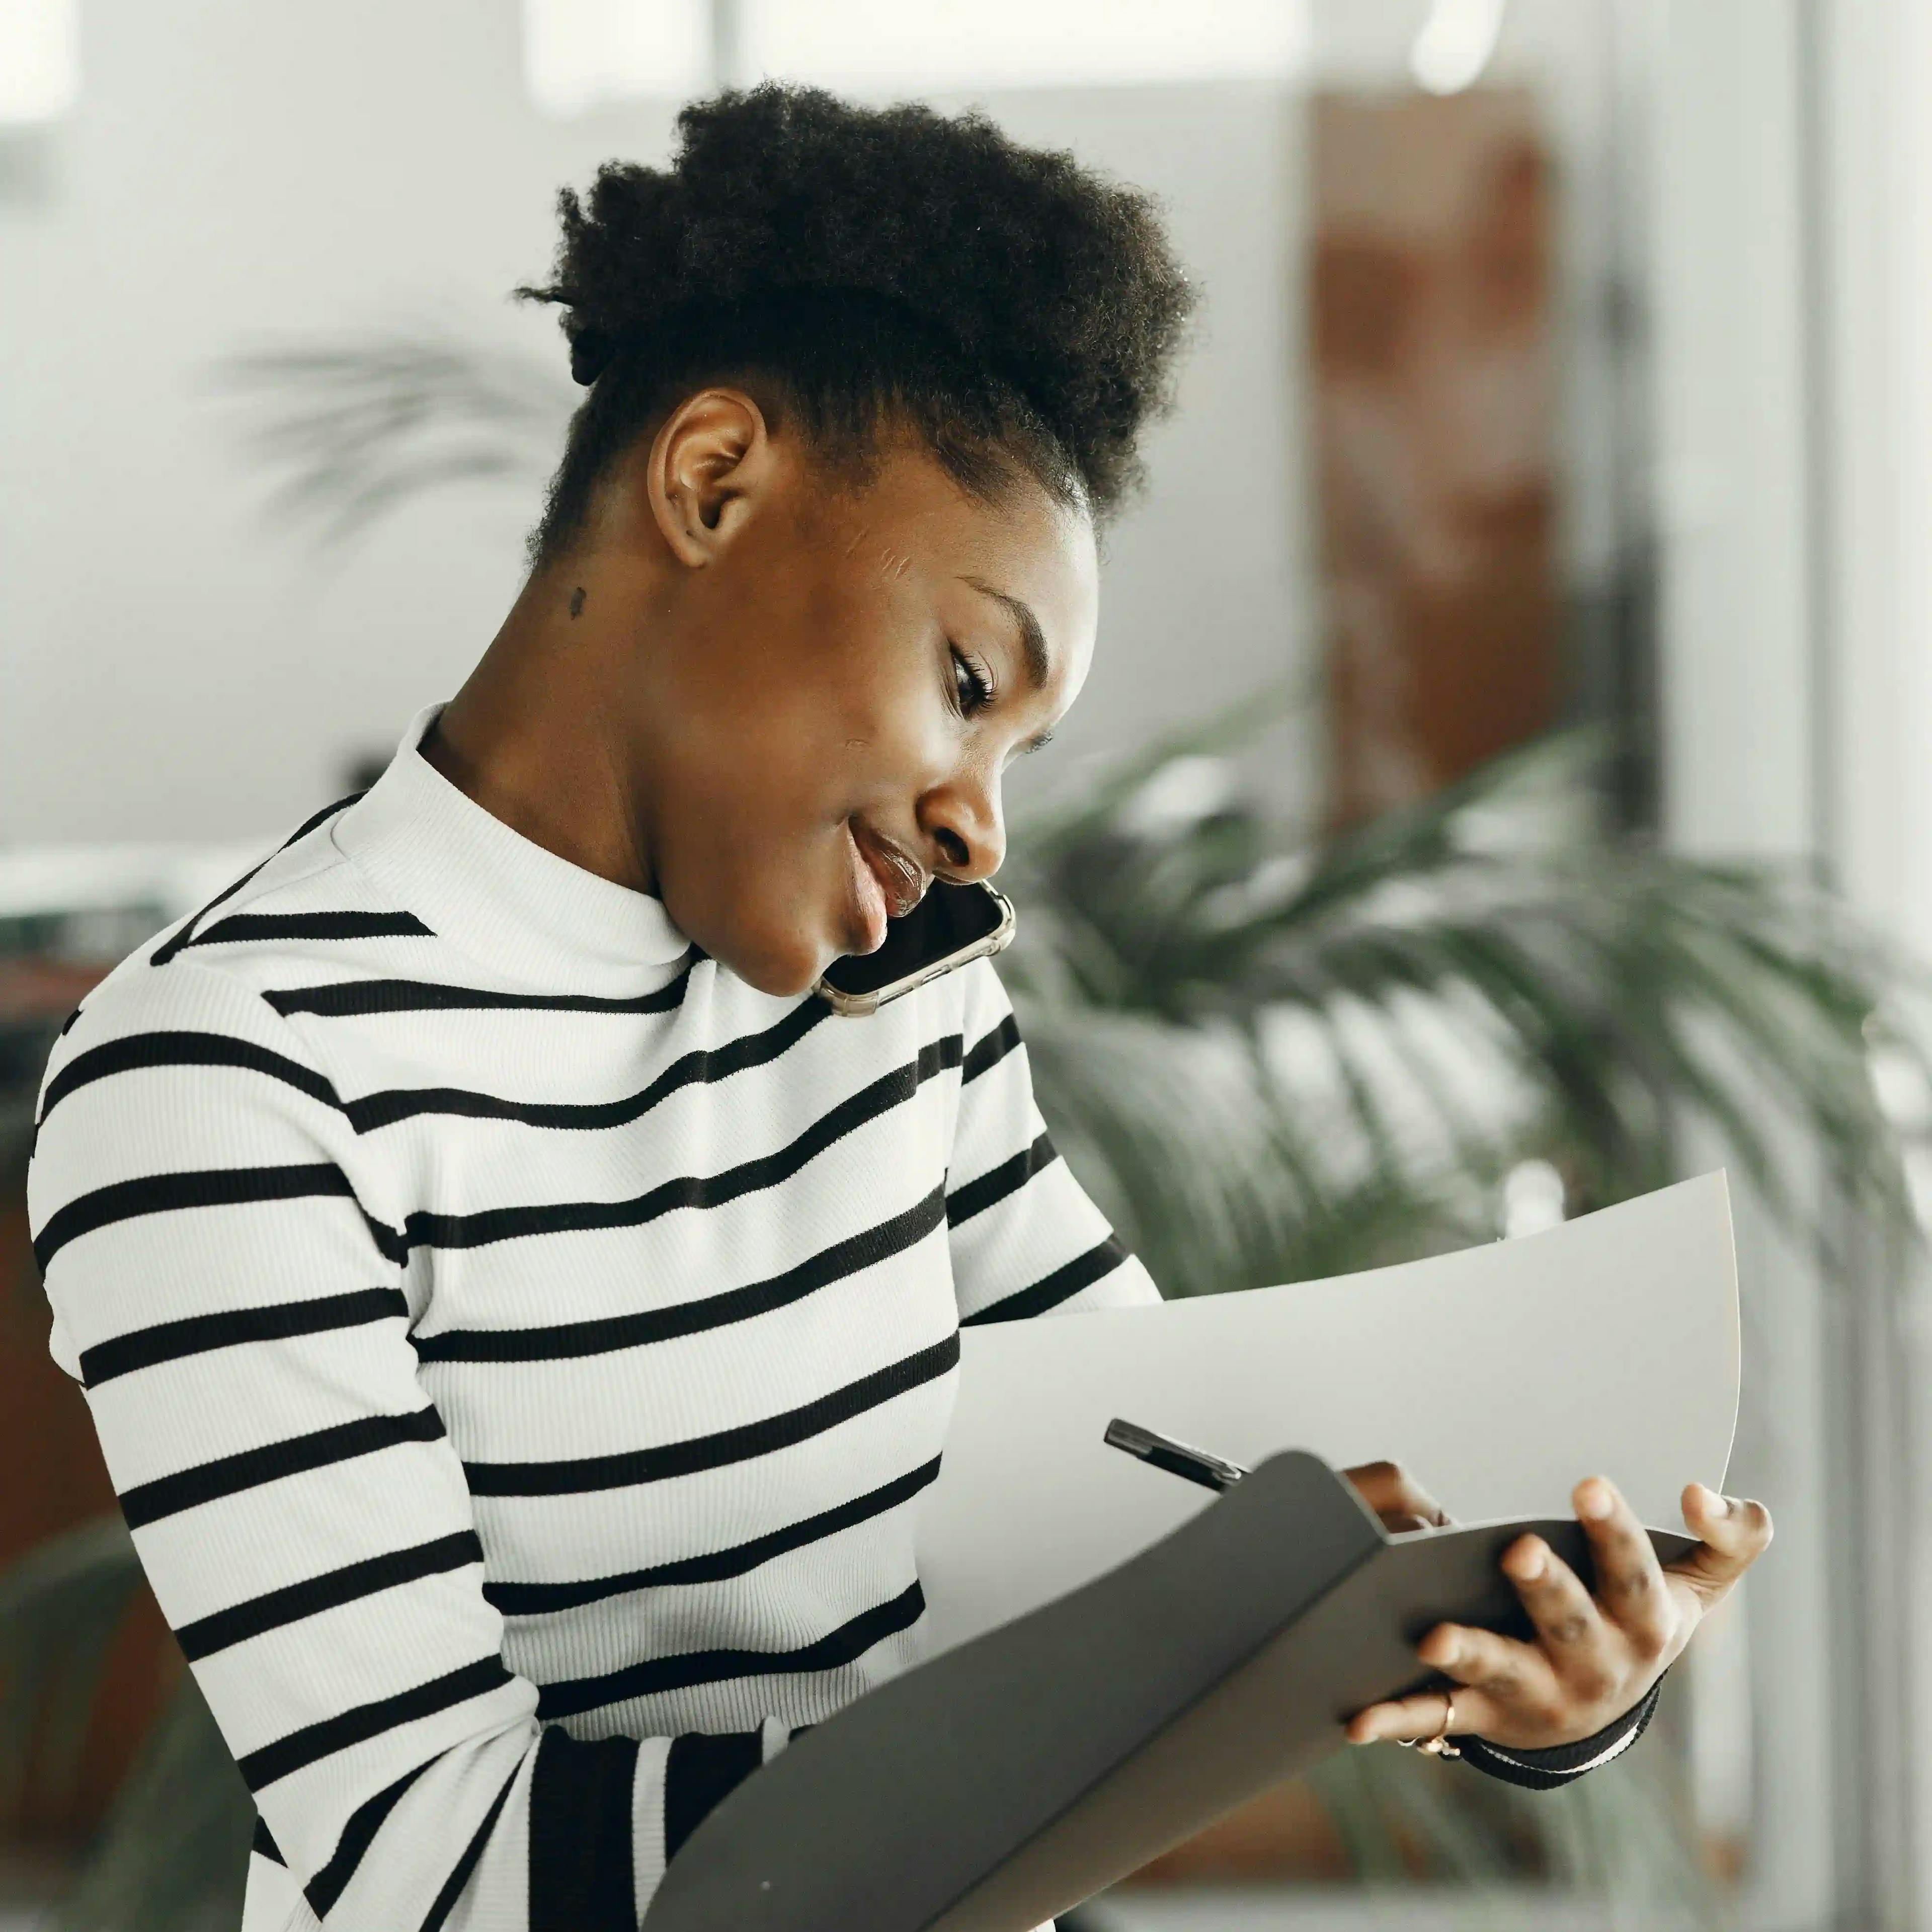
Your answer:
[714,928,833,1001]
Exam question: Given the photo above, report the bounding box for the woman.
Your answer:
[28,87,1766,1931]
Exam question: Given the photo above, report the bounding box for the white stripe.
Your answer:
[1474,1718,1648,1779]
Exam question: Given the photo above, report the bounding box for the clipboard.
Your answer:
[643,1451,1698,1932]
[921,1172,1738,1655]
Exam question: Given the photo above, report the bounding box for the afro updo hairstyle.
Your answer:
[517,84,1196,566]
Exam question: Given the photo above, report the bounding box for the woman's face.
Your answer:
[619,395,1099,999]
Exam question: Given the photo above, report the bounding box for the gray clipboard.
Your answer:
[643,1451,1695,1932]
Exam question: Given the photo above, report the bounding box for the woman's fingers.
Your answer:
[1498,1534,1617,1696]
[1348,1622,1564,1748]
[1574,1477,1676,1662]
[1342,1460,1452,1533]
[1418,1621,1563,1712]
[1670,1483,1774,1602]
[1348,1478,1773,1755]
[1345,1685,1501,1746]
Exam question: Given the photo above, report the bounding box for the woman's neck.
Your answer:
[422,564,660,898]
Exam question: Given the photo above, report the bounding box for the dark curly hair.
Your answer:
[517,84,1196,563]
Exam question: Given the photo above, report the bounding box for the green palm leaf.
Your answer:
[1007,724,1918,1278]
[213,331,573,547]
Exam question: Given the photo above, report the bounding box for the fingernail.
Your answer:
[1695,1484,1730,1516]
[1511,1541,1547,1580]
[1580,1482,1614,1520]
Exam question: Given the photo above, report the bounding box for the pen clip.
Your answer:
[1104,1417,1250,1494]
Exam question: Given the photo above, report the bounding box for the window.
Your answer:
[741,0,1307,91]
[0,0,80,125]
[521,0,1307,114]
[522,0,710,117]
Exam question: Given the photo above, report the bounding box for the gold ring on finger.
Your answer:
[1417,1689,1462,1758]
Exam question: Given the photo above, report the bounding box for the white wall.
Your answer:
[1641,5,1839,1925]
[1818,0,1932,961]
[1814,5,1932,1927]
[1649,0,1813,862]
[1648,2,1932,1925]
[0,0,1311,847]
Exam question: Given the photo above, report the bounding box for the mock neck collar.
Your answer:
[330,700,691,994]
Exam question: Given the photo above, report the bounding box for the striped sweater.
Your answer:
[28,699,1649,1932]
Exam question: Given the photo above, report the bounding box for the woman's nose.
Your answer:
[923,781,1005,882]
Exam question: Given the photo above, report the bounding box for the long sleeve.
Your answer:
[28,959,776,1931]
[944,961,1159,1326]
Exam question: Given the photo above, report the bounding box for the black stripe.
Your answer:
[665,1730,763,1861]
[536,1581,925,1722]
[177,1530,484,1661]
[484,1459,942,1615]
[961,1012,1022,1083]
[151,791,365,967]
[946,1131,1059,1229]
[34,1162,373,1277]
[119,1407,445,1531]
[464,1332,959,1498]
[530,1730,639,1932]
[961,1234,1131,1326]
[82,1287,408,1389]
[59,1005,83,1036]
[252,1816,285,1865]
[419,1765,519,1932]
[267,959,695,1018]
[185,910,435,952]
[236,1655,512,1791]
[286,789,373,843]
[280,789,371,846]
[345,992,829,1133]
[418,1188,944,1364]
[304,1759,434,1917]
[39,1028,345,1130]
[406,1035,960,1255]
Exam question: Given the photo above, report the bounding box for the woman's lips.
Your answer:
[846,834,889,955]
[850,824,928,922]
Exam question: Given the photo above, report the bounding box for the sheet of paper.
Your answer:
[917,1171,1738,1657]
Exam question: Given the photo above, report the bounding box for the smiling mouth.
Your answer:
[850,824,928,921]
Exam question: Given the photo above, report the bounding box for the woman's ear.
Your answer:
[645,387,774,567]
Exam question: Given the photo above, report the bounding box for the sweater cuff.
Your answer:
[531,1727,646,1932]
[1455,1674,1665,1791]
[664,1729,764,1862]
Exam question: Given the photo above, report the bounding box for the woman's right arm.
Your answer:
[28,958,767,1931]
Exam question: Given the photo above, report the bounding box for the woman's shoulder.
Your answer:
[29,825,401,1204]
[54,805,446,1064]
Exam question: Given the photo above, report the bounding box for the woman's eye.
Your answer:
[951,647,994,717]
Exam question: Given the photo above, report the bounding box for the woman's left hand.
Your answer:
[1345,1476,1773,1751]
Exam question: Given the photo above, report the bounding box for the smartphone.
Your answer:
[814,879,1016,1017]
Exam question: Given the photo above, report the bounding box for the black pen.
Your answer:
[1104,1417,1250,1494]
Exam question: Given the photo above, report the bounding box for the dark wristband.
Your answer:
[1454,1673,1666,1791]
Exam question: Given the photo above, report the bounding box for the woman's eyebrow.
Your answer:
[958,575,1052,690]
